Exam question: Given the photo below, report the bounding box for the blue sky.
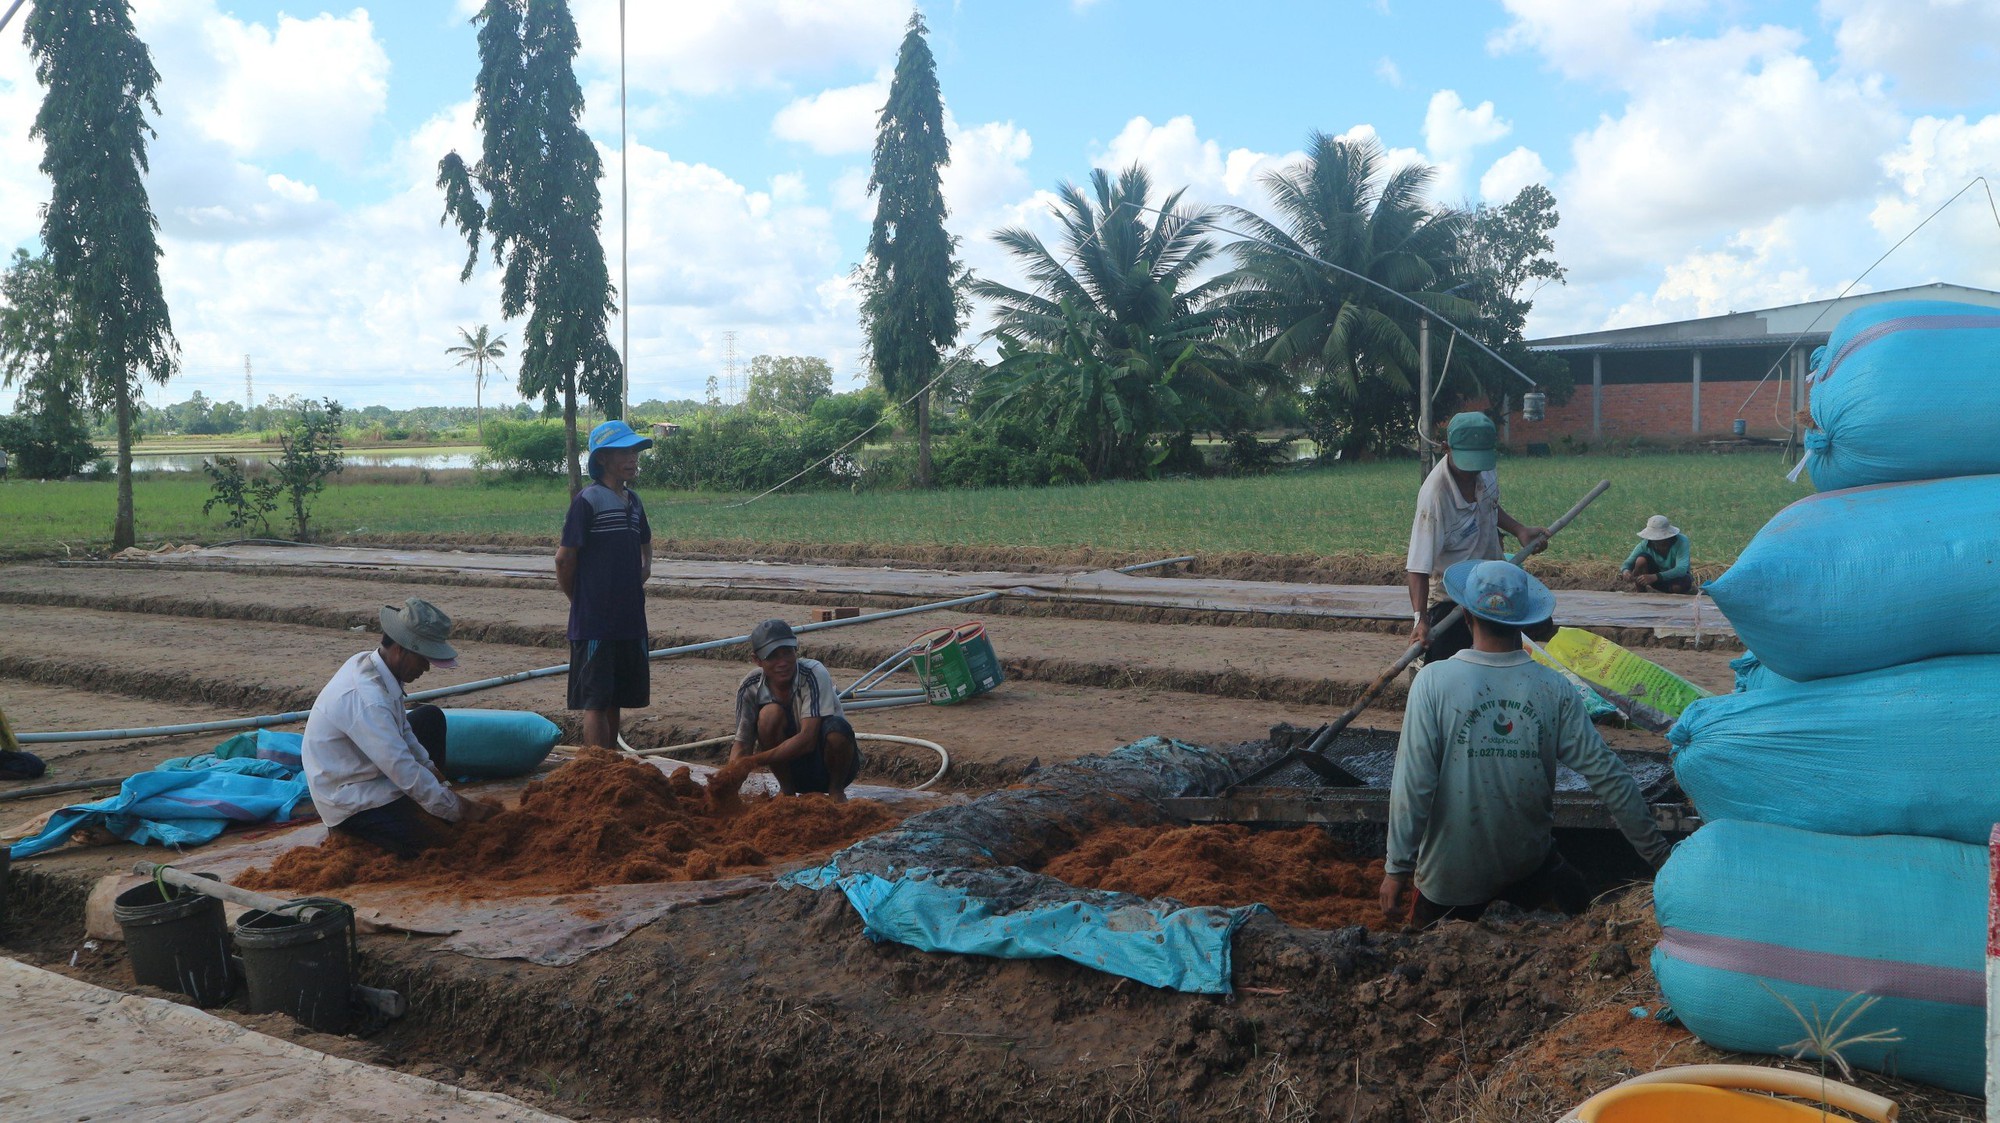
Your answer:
[3,0,1998,410]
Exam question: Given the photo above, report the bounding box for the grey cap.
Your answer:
[749,618,799,660]
[380,597,459,668]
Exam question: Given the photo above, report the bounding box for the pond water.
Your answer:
[124,448,483,472]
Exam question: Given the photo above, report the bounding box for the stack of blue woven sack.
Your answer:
[1653,300,2000,1095]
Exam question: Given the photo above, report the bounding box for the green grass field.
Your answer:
[0,452,1811,563]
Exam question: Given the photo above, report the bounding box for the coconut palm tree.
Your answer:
[972,164,1267,478]
[446,325,508,440]
[1221,132,1468,459]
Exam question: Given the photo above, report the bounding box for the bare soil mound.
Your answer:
[239,748,901,897]
[1042,823,1387,930]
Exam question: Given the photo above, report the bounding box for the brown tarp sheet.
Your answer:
[119,544,1731,639]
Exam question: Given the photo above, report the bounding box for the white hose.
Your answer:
[624,731,950,791]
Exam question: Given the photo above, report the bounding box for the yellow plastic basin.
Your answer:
[1578,1081,1861,1122]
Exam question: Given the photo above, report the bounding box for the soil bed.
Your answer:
[238,749,901,897]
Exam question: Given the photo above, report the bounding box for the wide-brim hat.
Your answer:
[586,419,654,477]
[381,597,459,668]
[1442,559,1556,627]
[1638,514,1681,540]
[1445,412,1498,472]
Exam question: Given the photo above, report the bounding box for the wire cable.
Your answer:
[1732,176,2000,427]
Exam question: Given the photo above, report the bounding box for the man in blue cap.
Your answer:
[1380,560,1669,928]
[557,420,654,749]
[1407,411,1548,663]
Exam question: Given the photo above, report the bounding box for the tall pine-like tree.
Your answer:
[862,11,958,488]
[27,0,178,547]
[438,0,620,495]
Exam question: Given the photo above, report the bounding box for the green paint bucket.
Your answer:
[911,626,975,705]
[954,622,1004,696]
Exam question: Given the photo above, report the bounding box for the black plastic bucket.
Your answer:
[113,875,234,1006]
[235,898,355,1034]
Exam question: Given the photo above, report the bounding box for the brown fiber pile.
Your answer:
[1043,823,1387,929]
[239,747,899,897]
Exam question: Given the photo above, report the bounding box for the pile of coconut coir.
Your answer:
[239,747,899,897]
[1042,823,1387,929]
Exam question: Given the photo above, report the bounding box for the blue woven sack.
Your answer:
[1653,820,1986,1095]
[1726,652,1792,693]
[1704,474,2000,680]
[1670,654,2000,845]
[1804,299,2000,491]
[442,709,560,779]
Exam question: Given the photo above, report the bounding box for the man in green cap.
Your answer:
[1406,411,1548,663]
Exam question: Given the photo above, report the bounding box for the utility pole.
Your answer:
[722,330,738,408]
[244,355,253,411]
[1418,318,1434,476]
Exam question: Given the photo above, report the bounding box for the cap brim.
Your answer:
[1449,447,1498,472]
[430,655,458,670]
[755,637,800,659]
[593,436,652,452]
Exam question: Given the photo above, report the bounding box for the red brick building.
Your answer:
[1518,282,2000,443]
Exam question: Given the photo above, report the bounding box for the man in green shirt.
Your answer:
[1620,514,1693,594]
[1380,560,1670,928]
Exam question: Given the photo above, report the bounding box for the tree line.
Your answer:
[1,1,1567,545]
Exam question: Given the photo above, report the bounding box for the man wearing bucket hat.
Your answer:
[301,597,492,858]
[726,618,860,801]
[1619,515,1693,594]
[1406,411,1549,663]
[557,419,655,749]
[1379,561,1669,929]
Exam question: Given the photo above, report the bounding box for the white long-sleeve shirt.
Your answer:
[301,650,464,827]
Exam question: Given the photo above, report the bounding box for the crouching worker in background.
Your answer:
[1380,562,1670,929]
[1620,514,1694,594]
[302,597,493,858]
[726,618,860,802]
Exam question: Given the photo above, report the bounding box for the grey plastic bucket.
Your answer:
[235,898,355,1034]
[114,875,234,1006]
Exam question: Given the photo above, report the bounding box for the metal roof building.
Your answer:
[1522,282,2000,443]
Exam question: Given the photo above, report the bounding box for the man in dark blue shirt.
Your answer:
[557,420,654,749]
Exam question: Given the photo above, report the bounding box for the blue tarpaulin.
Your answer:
[781,736,1265,994]
[8,768,309,860]
[787,862,1262,995]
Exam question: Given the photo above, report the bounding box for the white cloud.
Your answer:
[1422,90,1511,201]
[1826,0,2000,105]
[1553,26,1900,272]
[1599,217,1831,326]
[1479,146,1551,203]
[135,1,390,167]
[1093,115,1297,208]
[568,0,908,97]
[772,71,891,156]
[1375,57,1403,87]
[1488,0,1702,82]
[1869,113,2000,292]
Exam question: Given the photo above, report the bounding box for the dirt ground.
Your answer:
[0,548,1975,1121]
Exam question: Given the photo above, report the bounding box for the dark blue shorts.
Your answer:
[769,713,860,794]
[568,639,650,710]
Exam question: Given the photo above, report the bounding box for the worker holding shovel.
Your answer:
[1406,412,1548,664]
[1379,561,1669,928]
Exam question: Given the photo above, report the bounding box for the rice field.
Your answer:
[0,451,1811,563]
